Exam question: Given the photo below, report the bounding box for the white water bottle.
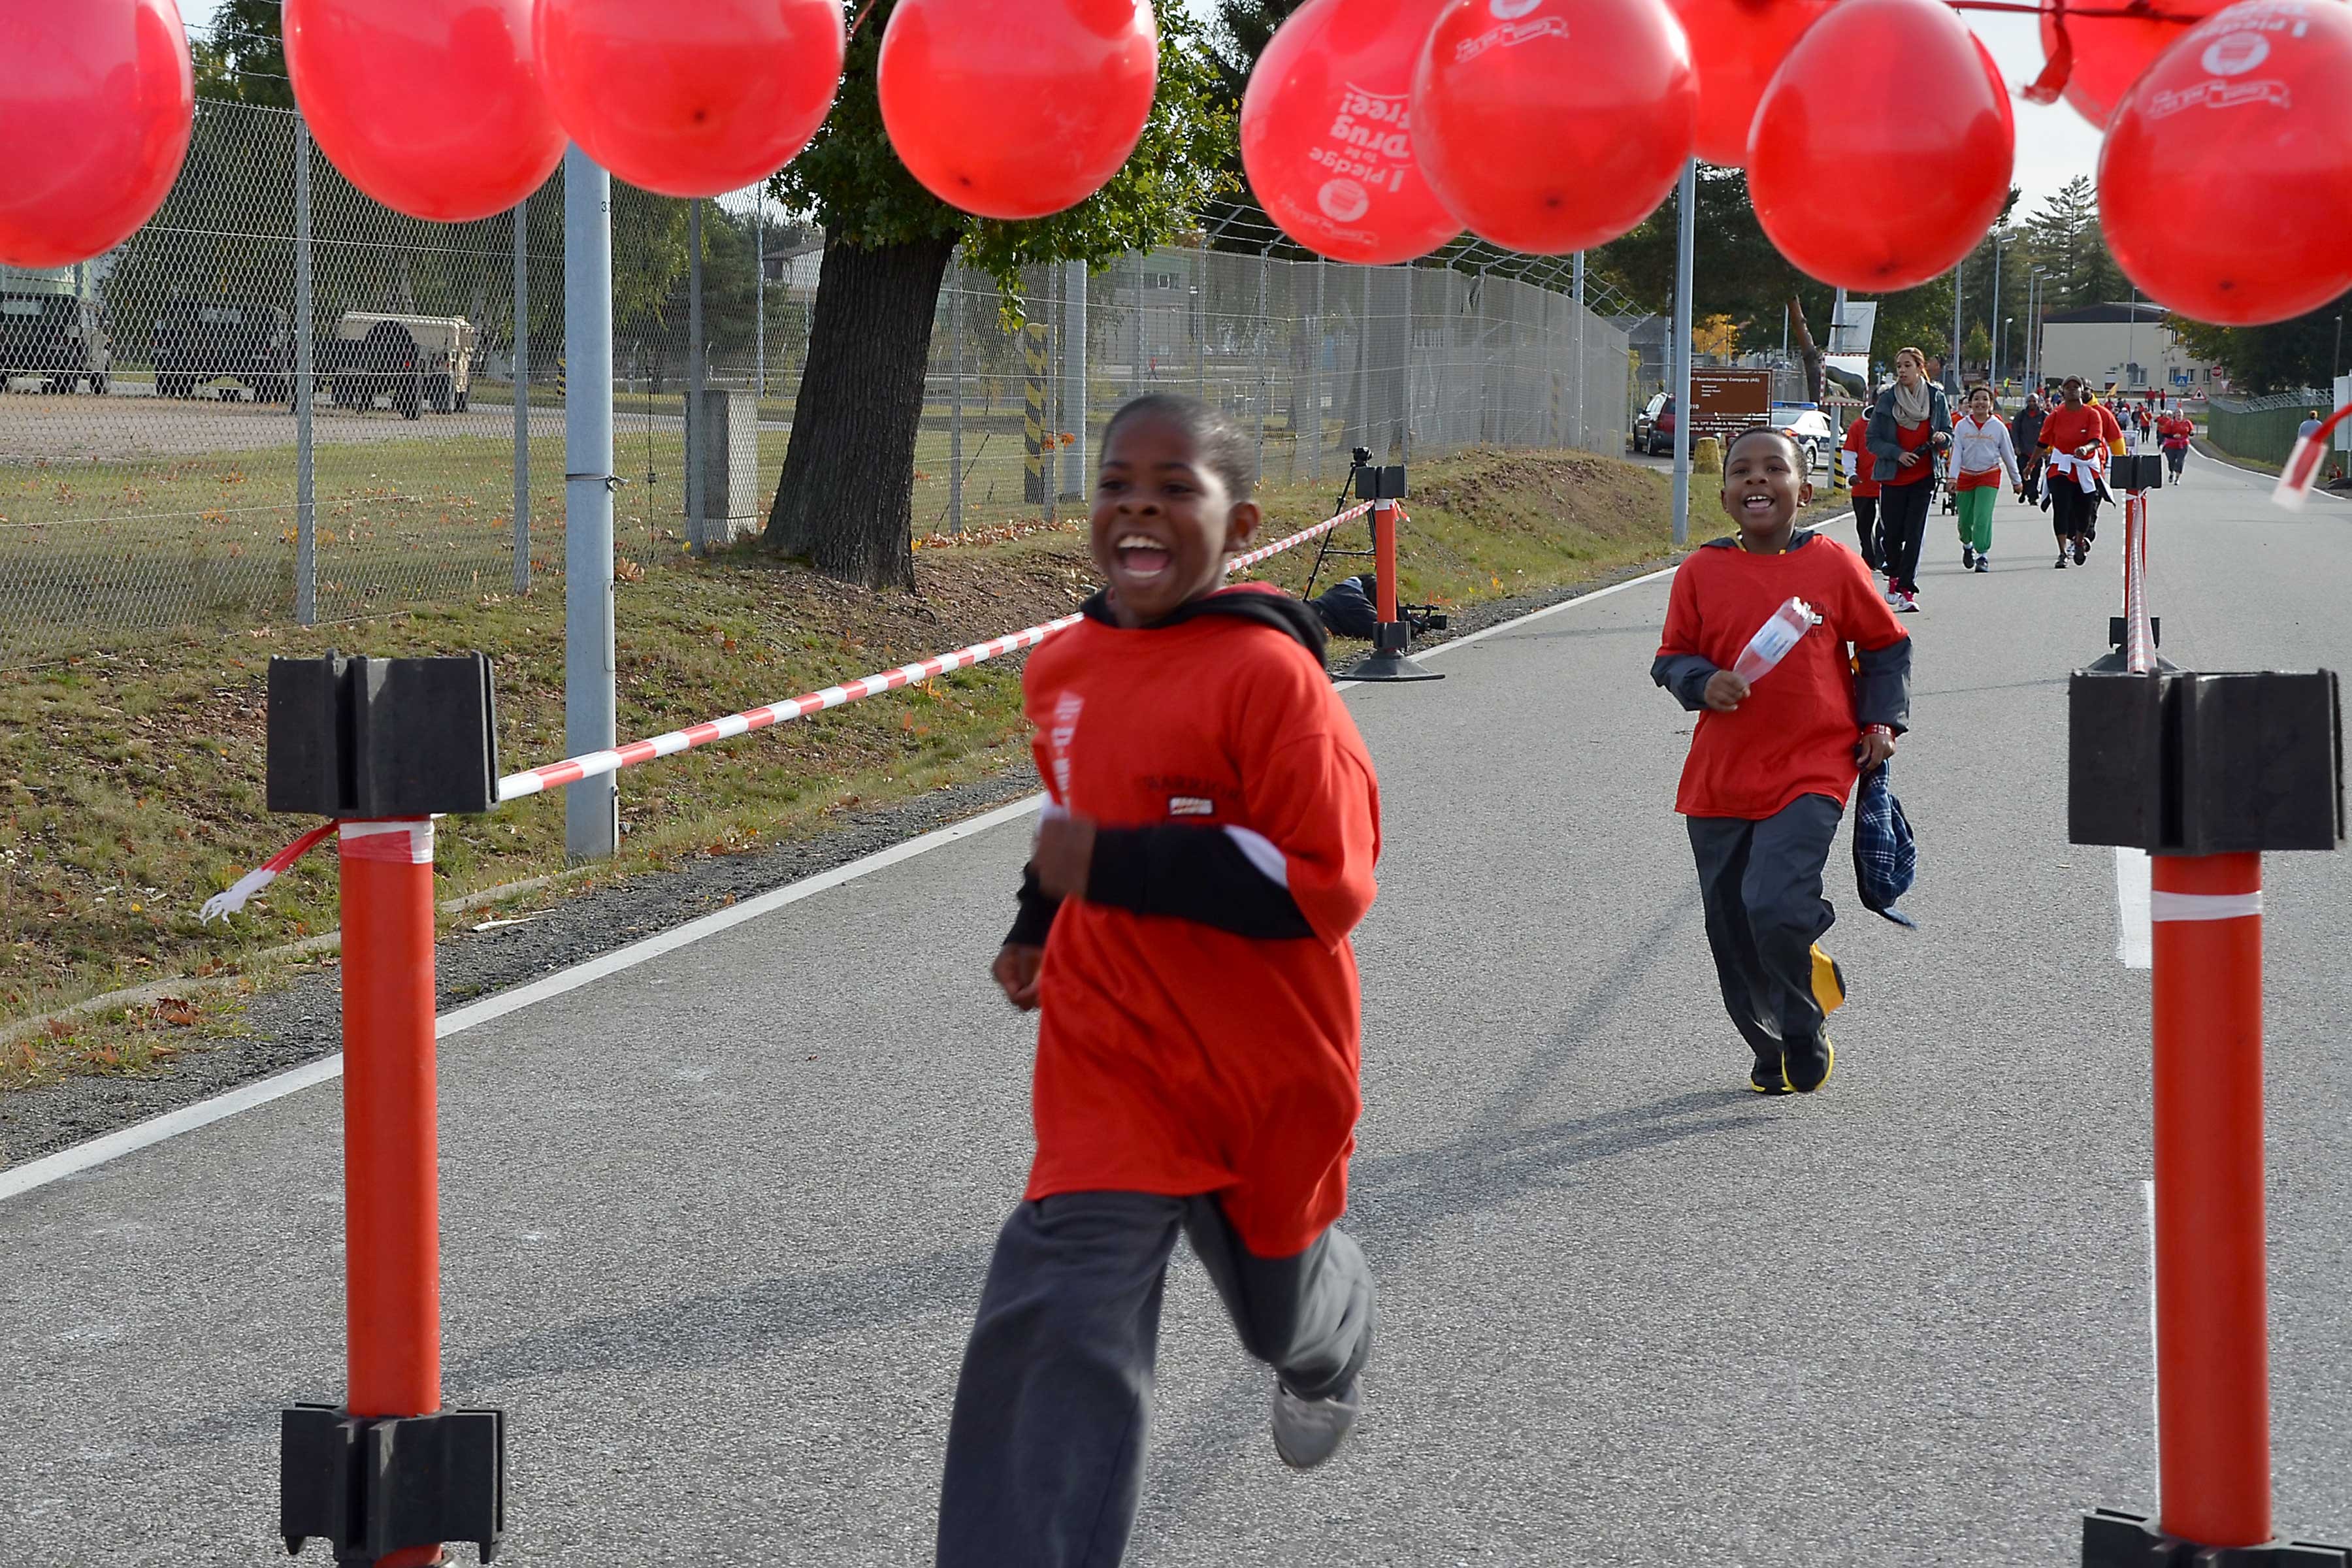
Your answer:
[1731,596,1818,685]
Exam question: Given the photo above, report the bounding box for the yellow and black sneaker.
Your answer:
[1783,1034,1834,1094]
[1749,1054,1794,1095]
[1810,943,1848,1016]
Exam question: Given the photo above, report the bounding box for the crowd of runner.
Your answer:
[1837,358,2197,600]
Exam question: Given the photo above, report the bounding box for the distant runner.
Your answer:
[1864,348,1953,612]
[1950,385,2023,574]
[2039,377,2126,568]
[1842,408,1883,574]
[2158,406,2195,482]
[2011,392,2047,506]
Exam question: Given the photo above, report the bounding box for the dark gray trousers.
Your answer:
[934,1191,1375,1568]
[1687,792,1843,1061]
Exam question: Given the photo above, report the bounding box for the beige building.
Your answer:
[2037,301,2225,395]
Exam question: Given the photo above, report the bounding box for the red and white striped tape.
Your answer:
[199,503,1368,920]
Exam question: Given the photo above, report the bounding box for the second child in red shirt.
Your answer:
[1653,427,1913,1096]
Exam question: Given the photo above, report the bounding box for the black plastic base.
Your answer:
[1339,648,1443,681]
[283,1403,504,1564]
[2085,1507,2350,1566]
[1339,619,1442,682]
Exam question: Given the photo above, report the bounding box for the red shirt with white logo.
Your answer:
[1019,588,1380,1255]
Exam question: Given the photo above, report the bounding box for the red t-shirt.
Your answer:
[1021,589,1381,1256]
[1842,416,1880,498]
[1884,417,1936,486]
[2160,415,2194,449]
[1658,535,1909,820]
[2039,401,2125,459]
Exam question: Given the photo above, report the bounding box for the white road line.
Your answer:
[8,510,1882,1201]
[0,795,1045,1202]
[2195,444,2351,501]
[2144,1177,2161,1489]
[8,537,1754,1203]
[2116,847,2153,970]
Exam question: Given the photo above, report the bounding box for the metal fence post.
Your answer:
[1309,259,1324,482]
[949,262,965,534]
[1254,249,1271,485]
[1063,257,1087,499]
[686,198,706,550]
[294,112,316,627]
[1130,251,1146,395]
[563,146,619,862]
[754,202,765,401]
[1672,156,1695,546]
[1196,231,1207,404]
[1572,250,1586,453]
[513,198,531,595]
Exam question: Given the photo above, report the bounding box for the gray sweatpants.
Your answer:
[934,1191,1375,1568]
[1686,792,1842,1061]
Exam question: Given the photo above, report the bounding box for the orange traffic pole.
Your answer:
[338,818,446,1568]
[1373,498,1399,625]
[2149,849,2270,1550]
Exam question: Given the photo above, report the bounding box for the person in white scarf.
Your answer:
[1863,348,1953,612]
[1949,385,2023,572]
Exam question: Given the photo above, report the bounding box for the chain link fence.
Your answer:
[2,96,1637,667]
[2206,389,2338,469]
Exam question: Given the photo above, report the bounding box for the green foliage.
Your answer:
[2014,177,2128,312]
[1963,321,1993,372]
[772,0,1237,291]
[191,0,293,108]
[2171,295,2352,395]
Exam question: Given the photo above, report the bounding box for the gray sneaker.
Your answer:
[1271,1377,1361,1470]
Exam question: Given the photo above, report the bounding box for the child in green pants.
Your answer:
[1950,385,2023,572]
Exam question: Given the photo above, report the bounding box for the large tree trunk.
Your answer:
[1787,288,1827,408]
[765,235,956,591]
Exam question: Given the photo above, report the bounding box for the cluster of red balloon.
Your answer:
[10,0,2351,331]
[0,0,193,270]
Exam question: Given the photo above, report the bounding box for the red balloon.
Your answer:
[2101,1,2352,325]
[2040,0,2228,128]
[1665,0,1834,167]
[1414,0,1696,254]
[1748,0,2013,289]
[879,0,1158,221]
[537,0,843,200]
[286,0,566,224]
[1241,0,1460,263]
[0,0,193,269]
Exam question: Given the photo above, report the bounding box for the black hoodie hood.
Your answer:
[1699,528,1824,551]
[1079,581,1328,662]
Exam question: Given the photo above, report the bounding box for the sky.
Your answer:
[176,0,2106,223]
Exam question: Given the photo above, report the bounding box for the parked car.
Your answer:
[152,297,293,402]
[325,312,475,417]
[0,290,112,394]
[1769,405,1837,470]
[1635,393,1676,456]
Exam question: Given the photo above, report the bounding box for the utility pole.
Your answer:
[563,146,618,862]
[1571,248,1586,450]
[1989,231,2003,393]
[1671,157,1695,546]
[754,201,765,401]
[1950,255,1965,391]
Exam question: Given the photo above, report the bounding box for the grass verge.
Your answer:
[1,445,1678,1096]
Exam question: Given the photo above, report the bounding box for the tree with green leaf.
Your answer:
[192,0,294,108]
[764,0,1234,589]
[2170,293,2352,395]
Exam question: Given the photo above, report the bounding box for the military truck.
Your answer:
[0,269,112,395]
[324,312,475,417]
[152,297,294,402]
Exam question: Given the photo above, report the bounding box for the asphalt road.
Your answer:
[3,451,2347,1567]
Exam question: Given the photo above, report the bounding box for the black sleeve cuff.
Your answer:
[1085,825,1316,940]
[1855,636,1914,734]
[1006,864,1060,948]
[1650,653,1720,713]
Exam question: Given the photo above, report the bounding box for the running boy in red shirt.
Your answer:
[1652,427,1913,1094]
[936,394,1381,1567]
